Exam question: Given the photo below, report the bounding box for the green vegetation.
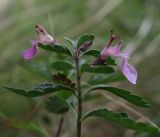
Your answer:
[0,0,160,137]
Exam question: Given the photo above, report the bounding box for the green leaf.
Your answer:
[81,63,114,74]
[88,73,125,85]
[83,49,100,57]
[3,83,73,97]
[106,57,116,65]
[57,90,72,100]
[85,85,151,108]
[51,61,74,73]
[77,34,94,48]
[39,43,72,57]
[82,109,160,133]
[45,96,69,114]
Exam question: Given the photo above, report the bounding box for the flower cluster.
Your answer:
[22,25,137,84]
[22,24,55,59]
[92,31,137,84]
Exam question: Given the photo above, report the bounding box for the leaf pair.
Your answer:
[51,60,115,75]
[82,85,160,133]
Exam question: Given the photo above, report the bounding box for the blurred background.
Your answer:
[0,0,160,137]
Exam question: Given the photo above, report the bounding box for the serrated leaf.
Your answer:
[82,108,160,133]
[77,34,94,48]
[3,83,73,97]
[85,85,151,108]
[88,73,125,85]
[51,61,74,73]
[39,43,72,56]
[81,63,114,74]
[45,96,69,114]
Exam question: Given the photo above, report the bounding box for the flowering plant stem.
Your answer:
[75,50,82,137]
[3,26,160,136]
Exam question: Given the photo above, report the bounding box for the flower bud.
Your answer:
[79,40,93,52]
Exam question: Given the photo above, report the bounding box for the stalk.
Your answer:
[55,116,64,137]
[75,50,82,137]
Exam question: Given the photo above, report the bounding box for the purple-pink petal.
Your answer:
[22,41,38,60]
[34,24,55,45]
[100,42,138,84]
[120,58,138,85]
[101,43,129,59]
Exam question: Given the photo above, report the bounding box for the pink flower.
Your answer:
[34,24,55,45]
[22,24,55,60]
[93,32,138,85]
[120,58,137,85]
[22,40,38,60]
[101,43,129,60]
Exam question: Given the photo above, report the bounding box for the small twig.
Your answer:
[55,116,65,137]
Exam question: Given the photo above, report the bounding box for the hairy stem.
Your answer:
[75,52,82,137]
[55,116,64,137]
